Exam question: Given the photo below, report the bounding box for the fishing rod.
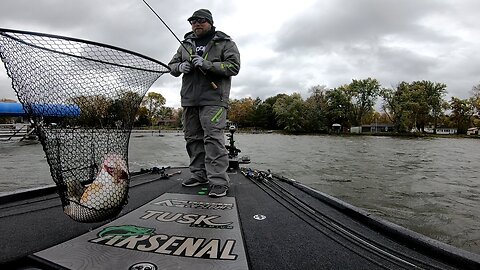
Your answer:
[141,0,218,89]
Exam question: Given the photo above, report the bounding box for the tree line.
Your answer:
[2,78,480,135]
[227,78,480,134]
[134,78,480,135]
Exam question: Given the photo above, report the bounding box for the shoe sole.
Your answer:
[208,192,227,197]
[182,181,209,187]
[208,190,228,197]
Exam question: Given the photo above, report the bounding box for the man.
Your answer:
[168,9,240,197]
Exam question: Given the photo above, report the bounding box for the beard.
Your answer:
[193,25,212,37]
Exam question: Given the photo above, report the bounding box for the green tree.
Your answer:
[273,93,306,133]
[174,107,183,128]
[254,101,274,129]
[247,97,264,128]
[106,91,143,128]
[381,82,412,132]
[381,81,447,133]
[70,94,111,127]
[450,97,475,134]
[262,94,288,129]
[412,81,447,133]
[346,78,381,126]
[141,92,166,127]
[134,107,150,127]
[157,106,175,127]
[304,85,329,132]
[325,87,351,128]
[404,82,428,132]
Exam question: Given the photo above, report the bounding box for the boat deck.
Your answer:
[1,166,479,269]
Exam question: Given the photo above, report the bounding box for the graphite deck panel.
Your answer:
[33,193,248,270]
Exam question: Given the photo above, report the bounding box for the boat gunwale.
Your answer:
[277,175,480,268]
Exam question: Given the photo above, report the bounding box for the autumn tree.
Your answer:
[362,111,392,129]
[228,97,256,127]
[470,83,480,115]
[134,106,150,127]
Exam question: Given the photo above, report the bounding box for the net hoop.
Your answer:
[0,28,170,223]
[0,28,169,73]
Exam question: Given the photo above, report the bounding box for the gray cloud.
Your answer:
[276,0,451,52]
[1,0,480,107]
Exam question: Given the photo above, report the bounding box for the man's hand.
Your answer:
[191,55,212,69]
[178,61,192,73]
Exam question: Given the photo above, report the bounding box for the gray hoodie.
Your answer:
[168,31,240,108]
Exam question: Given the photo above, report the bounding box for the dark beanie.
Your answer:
[188,9,213,24]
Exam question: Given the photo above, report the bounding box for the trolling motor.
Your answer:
[226,125,250,170]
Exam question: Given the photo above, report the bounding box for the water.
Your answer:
[1,133,479,255]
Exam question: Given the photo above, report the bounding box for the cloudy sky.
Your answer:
[0,0,479,108]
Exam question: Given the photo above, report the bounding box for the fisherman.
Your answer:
[168,9,241,197]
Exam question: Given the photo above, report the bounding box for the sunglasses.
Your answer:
[189,18,208,25]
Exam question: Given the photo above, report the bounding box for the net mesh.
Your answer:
[0,28,170,222]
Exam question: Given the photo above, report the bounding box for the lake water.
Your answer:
[1,133,479,255]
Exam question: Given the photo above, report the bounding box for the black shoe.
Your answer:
[208,185,228,197]
[182,178,208,187]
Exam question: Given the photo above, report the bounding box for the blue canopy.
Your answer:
[0,102,80,117]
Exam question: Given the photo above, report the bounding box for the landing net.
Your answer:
[0,28,170,222]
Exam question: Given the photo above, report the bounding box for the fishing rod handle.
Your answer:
[197,67,218,89]
[190,56,218,89]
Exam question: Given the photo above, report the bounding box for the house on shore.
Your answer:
[350,123,394,134]
[467,127,478,136]
[423,127,457,135]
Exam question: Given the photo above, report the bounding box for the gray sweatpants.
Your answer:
[183,106,230,187]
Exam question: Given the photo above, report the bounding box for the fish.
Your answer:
[80,153,129,208]
[63,153,129,222]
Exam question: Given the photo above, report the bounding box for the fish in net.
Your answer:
[0,28,170,222]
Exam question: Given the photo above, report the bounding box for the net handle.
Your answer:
[0,27,170,74]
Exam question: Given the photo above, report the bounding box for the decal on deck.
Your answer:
[153,199,234,210]
[89,225,238,260]
[140,210,234,229]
